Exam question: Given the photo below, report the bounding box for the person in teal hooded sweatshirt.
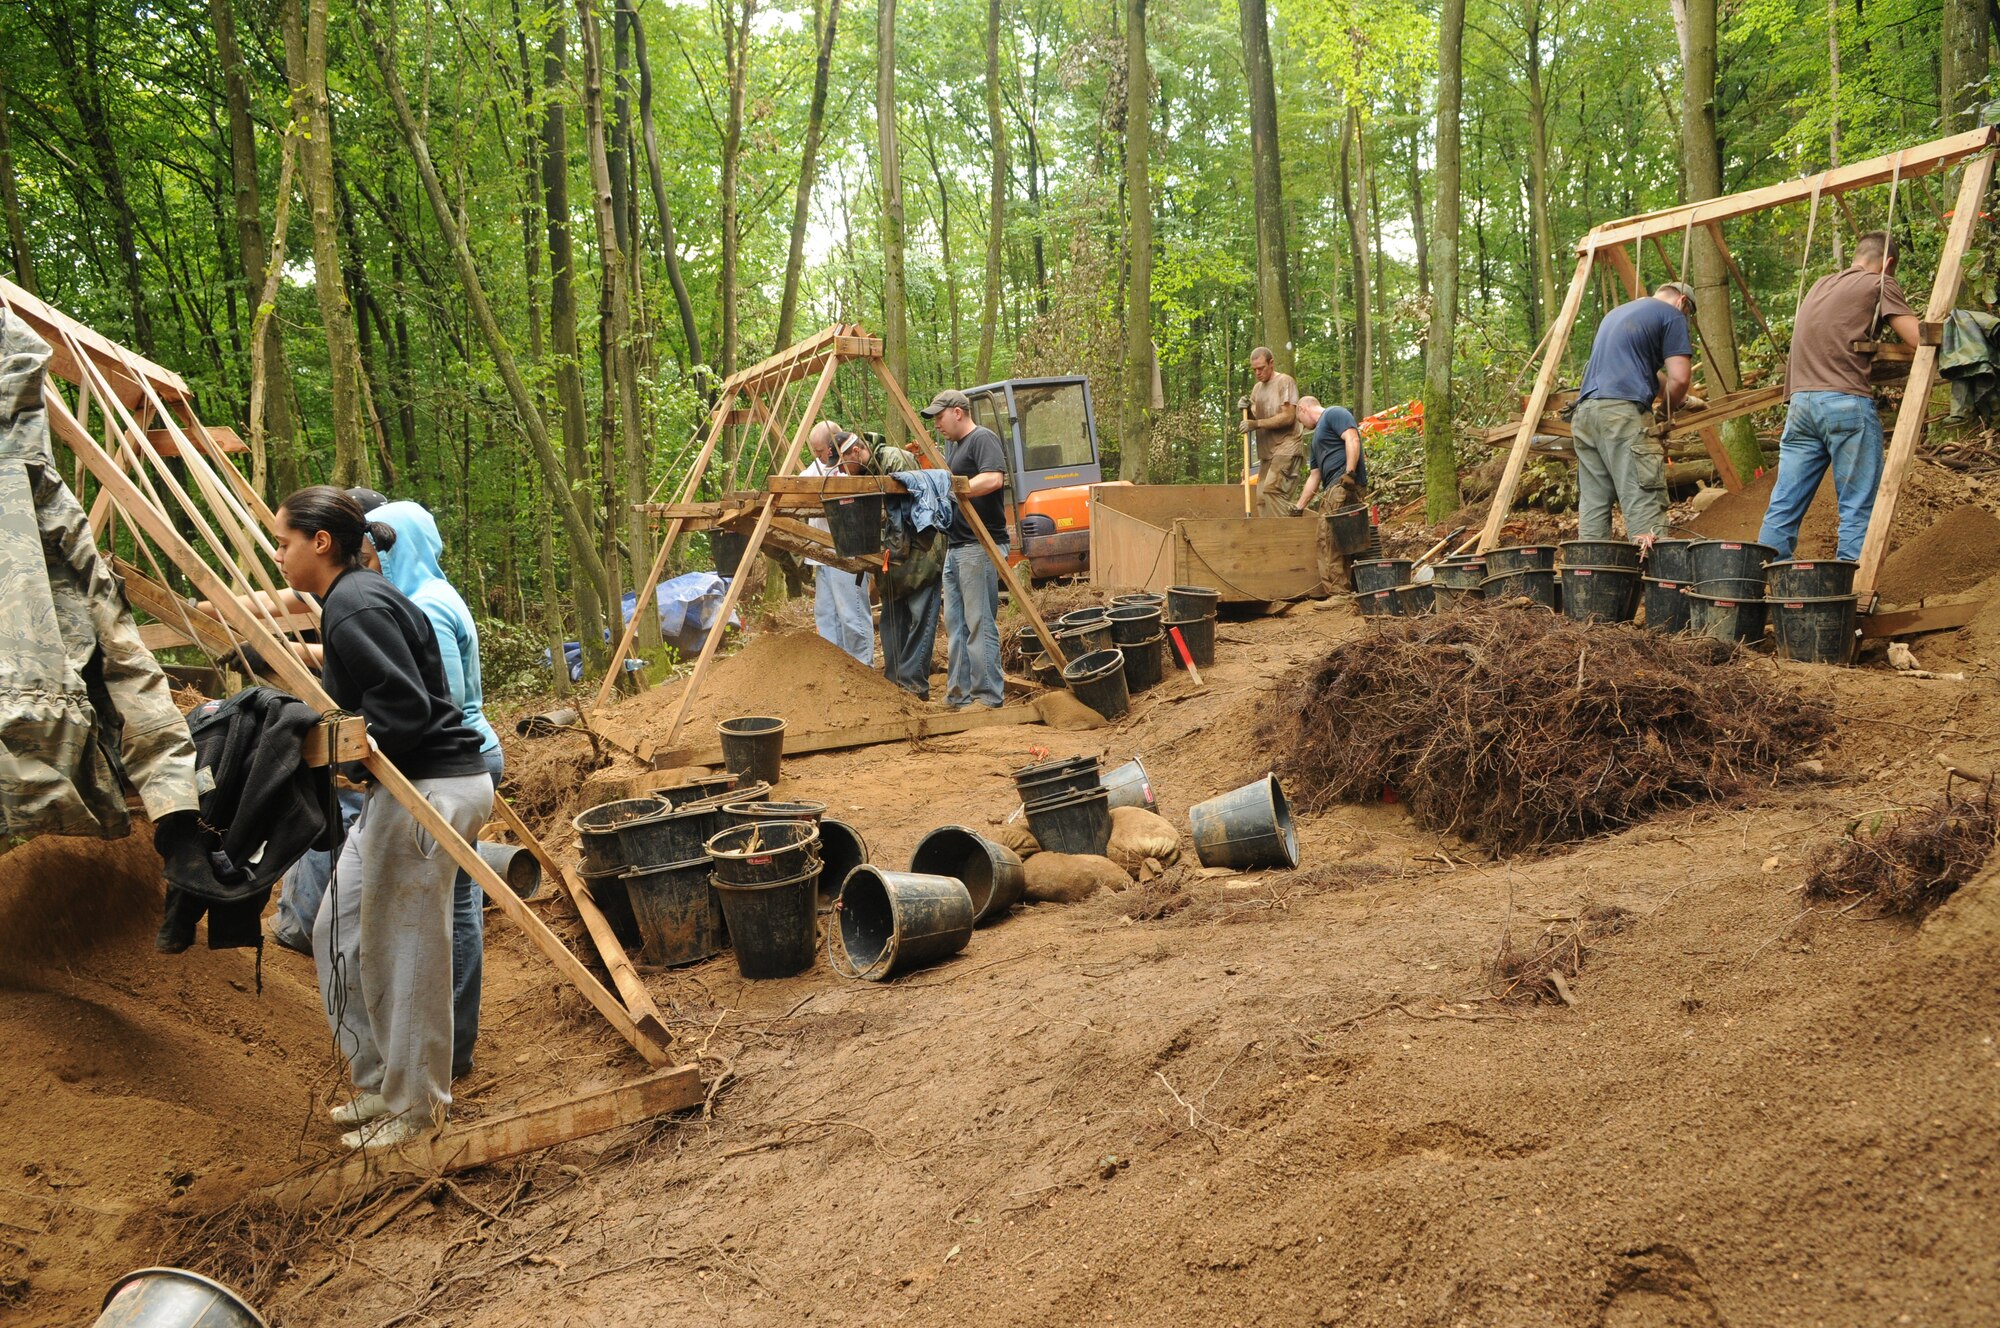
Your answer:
[369,500,504,1079]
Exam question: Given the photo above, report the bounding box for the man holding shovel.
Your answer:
[1240,346,1305,517]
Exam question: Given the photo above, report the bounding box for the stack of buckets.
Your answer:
[1052,586,1217,719]
[1013,754,1158,858]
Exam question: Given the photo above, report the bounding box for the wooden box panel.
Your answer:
[1089,483,1320,601]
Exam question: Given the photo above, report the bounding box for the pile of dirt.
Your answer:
[1685,457,1989,557]
[1804,793,1998,917]
[1873,504,2000,604]
[1269,603,1831,851]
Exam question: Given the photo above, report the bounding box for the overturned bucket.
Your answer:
[909,825,1026,925]
[834,867,975,981]
[97,1268,267,1328]
[1189,775,1299,871]
[816,817,869,909]
[476,842,544,901]
[718,715,787,786]
[1102,756,1158,814]
[622,857,725,967]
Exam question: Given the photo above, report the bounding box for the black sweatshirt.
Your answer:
[318,567,489,780]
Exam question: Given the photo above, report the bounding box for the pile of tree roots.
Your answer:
[1272,603,1831,852]
[1803,790,1998,917]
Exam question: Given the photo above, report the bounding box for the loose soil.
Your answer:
[6,592,2000,1326]
[1686,457,1993,560]
[1873,503,2000,605]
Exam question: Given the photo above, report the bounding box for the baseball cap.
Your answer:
[1658,281,1697,315]
[347,485,390,514]
[919,388,971,418]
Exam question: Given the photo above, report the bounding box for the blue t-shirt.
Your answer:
[1577,297,1694,406]
[1308,406,1368,488]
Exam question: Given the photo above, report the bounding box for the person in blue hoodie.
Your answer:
[368,500,505,1081]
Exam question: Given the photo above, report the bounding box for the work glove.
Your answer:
[228,642,270,676]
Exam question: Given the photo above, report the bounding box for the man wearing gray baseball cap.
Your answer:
[920,387,1010,708]
[1569,280,1696,548]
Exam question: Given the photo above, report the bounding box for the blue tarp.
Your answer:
[550,571,740,681]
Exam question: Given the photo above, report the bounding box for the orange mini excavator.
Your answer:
[960,376,1113,581]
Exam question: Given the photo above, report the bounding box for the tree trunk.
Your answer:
[719,0,754,381]
[629,4,702,369]
[1423,0,1465,522]
[1405,111,1429,304]
[1940,0,1990,134]
[1827,0,1842,264]
[1678,0,1763,483]
[919,114,961,382]
[1120,0,1152,483]
[0,72,37,296]
[878,0,910,446]
[1369,159,1387,395]
[356,0,614,651]
[975,0,1008,383]
[284,0,370,486]
[1340,105,1373,418]
[1524,11,1556,338]
[1238,0,1295,375]
[775,0,840,353]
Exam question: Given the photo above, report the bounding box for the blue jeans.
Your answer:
[813,565,874,665]
[449,745,506,1077]
[879,575,943,700]
[273,786,365,953]
[942,541,1006,708]
[1757,391,1886,561]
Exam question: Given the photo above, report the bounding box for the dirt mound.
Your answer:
[1269,603,1830,851]
[1686,458,1989,557]
[1804,793,1998,916]
[1873,504,2000,605]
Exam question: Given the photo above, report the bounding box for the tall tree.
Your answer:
[1339,106,1373,417]
[1522,0,1556,336]
[0,71,35,296]
[1239,0,1295,375]
[283,0,370,485]
[718,0,755,380]
[975,0,1009,382]
[775,0,840,353]
[878,0,910,445]
[1940,0,1990,134]
[1120,0,1153,482]
[1423,0,1464,522]
[629,2,703,368]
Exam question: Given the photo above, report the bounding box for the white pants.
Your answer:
[814,565,874,665]
[315,771,494,1125]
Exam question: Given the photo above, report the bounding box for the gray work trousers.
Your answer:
[1571,398,1669,540]
[315,770,494,1126]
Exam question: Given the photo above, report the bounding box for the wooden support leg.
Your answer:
[1479,246,1598,551]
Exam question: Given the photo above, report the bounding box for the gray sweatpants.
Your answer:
[315,771,494,1125]
[1572,398,1669,540]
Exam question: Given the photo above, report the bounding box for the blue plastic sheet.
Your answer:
[550,572,740,682]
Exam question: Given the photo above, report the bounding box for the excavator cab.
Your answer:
[962,376,1103,580]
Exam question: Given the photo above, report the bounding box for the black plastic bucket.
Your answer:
[822,492,884,557]
[1061,648,1130,720]
[1357,587,1399,618]
[666,773,739,807]
[516,706,581,738]
[1641,578,1692,633]
[1765,559,1858,599]
[1692,577,1767,601]
[97,1268,268,1328]
[1102,756,1157,813]
[1024,785,1113,856]
[1395,583,1436,616]
[1122,636,1165,692]
[717,715,786,786]
[706,820,821,886]
[1058,606,1110,627]
[1645,539,1695,583]
[576,862,643,948]
[909,825,1026,925]
[622,857,724,967]
[1111,592,1166,609]
[1166,585,1222,620]
[834,867,975,981]
[712,865,820,980]
[1483,545,1558,576]
[1014,753,1099,784]
[1056,621,1116,658]
[1686,591,1769,645]
[1350,559,1411,594]
[1432,583,1483,610]
[1480,567,1560,611]
[1164,616,1215,668]
[1188,774,1299,871]
[816,817,869,909]
[1688,539,1777,585]
[1016,763,1103,805]
[1326,504,1373,556]
[1559,539,1643,571]
[1029,652,1064,687]
[1771,595,1859,665]
[476,842,544,901]
[1431,560,1487,591]
[687,778,770,808]
[572,797,669,875]
[723,799,828,828]
[615,802,719,871]
[1107,604,1164,646]
[712,529,750,577]
[1559,565,1643,623]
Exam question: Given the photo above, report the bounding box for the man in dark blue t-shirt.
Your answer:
[920,388,1010,708]
[1572,281,1695,545]
[1290,397,1369,514]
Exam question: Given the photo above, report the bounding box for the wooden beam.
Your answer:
[300,716,370,767]
[717,323,845,395]
[1696,426,1746,491]
[1854,149,1996,606]
[634,700,1047,772]
[267,1067,703,1209]
[0,275,191,405]
[1480,246,1599,551]
[764,474,965,496]
[145,424,248,457]
[1861,598,1983,638]
[1584,128,1997,249]
[1704,222,1780,352]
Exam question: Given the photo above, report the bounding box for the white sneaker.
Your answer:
[329,1093,390,1127]
[341,1112,436,1152]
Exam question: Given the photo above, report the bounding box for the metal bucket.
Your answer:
[96,1269,266,1328]
[1102,756,1158,813]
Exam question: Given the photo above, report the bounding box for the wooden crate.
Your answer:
[1088,484,1323,603]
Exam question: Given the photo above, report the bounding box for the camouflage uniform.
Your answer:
[0,309,200,841]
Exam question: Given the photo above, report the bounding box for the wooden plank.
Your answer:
[138,622,194,650]
[1696,426,1745,491]
[1480,247,1599,551]
[1861,599,1982,638]
[1089,490,1180,594]
[1170,517,1324,603]
[1584,128,1997,249]
[637,702,1047,776]
[764,474,966,496]
[1855,149,1996,605]
[0,275,191,405]
[300,716,370,767]
[268,1067,703,1209]
[145,424,248,456]
[717,323,845,395]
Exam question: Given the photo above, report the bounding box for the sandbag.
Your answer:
[1022,852,1130,903]
[1034,690,1108,730]
[1107,805,1181,873]
[991,822,1041,859]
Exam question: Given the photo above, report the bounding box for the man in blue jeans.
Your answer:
[920,388,1009,709]
[1758,230,1922,561]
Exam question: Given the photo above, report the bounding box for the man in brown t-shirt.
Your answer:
[1241,346,1305,517]
[1757,230,1921,561]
